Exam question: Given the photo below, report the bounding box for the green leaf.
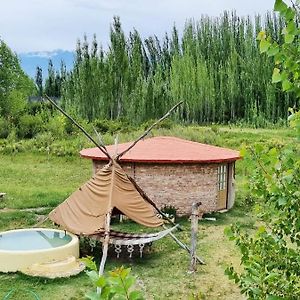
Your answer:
[120,267,131,280]
[85,291,100,300]
[257,226,266,235]
[95,276,107,288]
[274,160,282,170]
[86,270,100,284]
[224,226,236,240]
[286,21,297,34]
[260,39,271,53]
[255,143,264,154]
[278,197,287,206]
[267,44,279,57]
[274,0,288,13]
[272,68,282,83]
[268,147,278,157]
[274,52,284,64]
[282,79,292,91]
[264,273,278,282]
[110,285,126,295]
[124,276,135,290]
[81,256,98,271]
[257,31,266,41]
[129,291,144,300]
[284,33,295,44]
[102,286,115,299]
[284,7,296,21]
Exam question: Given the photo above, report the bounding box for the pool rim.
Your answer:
[0,227,78,254]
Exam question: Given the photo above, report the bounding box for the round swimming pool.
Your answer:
[0,228,79,273]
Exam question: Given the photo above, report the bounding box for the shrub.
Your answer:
[44,115,65,137]
[17,114,44,139]
[33,132,54,152]
[64,117,76,135]
[161,205,177,221]
[0,117,10,138]
[27,101,53,116]
[93,119,132,134]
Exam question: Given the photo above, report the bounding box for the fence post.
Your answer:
[189,202,202,273]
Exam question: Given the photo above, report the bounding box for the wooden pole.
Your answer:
[44,95,111,160]
[92,125,109,154]
[116,101,183,160]
[97,160,117,294]
[189,202,202,273]
[97,211,111,294]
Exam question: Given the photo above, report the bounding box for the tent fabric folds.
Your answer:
[49,161,163,235]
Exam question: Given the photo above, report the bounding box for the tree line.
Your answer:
[56,13,297,125]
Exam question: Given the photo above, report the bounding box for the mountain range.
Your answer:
[18,49,74,79]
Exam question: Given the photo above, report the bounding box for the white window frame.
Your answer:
[217,164,227,191]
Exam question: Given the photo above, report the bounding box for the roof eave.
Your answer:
[80,154,242,164]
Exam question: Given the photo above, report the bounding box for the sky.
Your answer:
[1,0,277,54]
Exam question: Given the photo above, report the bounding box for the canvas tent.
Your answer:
[49,160,163,235]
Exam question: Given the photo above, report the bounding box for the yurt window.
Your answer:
[217,164,227,191]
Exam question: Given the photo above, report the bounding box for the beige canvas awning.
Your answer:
[49,162,163,235]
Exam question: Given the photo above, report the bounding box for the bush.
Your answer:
[27,101,53,116]
[64,117,76,135]
[0,117,10,138]
[161,205,177,221]
[17,114,44,139]
[44,115,65,137]
[93,119,132,134]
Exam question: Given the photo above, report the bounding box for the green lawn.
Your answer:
[0,154,91,210]
[0,126,296,299]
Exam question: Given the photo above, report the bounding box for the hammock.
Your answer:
[89,225,179,258]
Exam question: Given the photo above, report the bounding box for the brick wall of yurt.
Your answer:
[92,160,220,215]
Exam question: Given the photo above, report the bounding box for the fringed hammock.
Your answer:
[88,225,179,258]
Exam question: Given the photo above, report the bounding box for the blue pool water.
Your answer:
[0,230,72,251]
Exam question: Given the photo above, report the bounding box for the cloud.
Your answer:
[0,0,276,53]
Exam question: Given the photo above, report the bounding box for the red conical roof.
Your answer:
[80,136,241,164]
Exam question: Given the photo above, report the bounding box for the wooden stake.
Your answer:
[164,226,205,265]
[189,202,202,273]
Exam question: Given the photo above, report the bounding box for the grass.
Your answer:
[0,154,90,209]
[0,211,250,300]
[0,126,296,299]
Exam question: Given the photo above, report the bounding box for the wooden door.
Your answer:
[217,164,228,210]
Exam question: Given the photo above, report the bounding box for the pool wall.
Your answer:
[0,228,79,273]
